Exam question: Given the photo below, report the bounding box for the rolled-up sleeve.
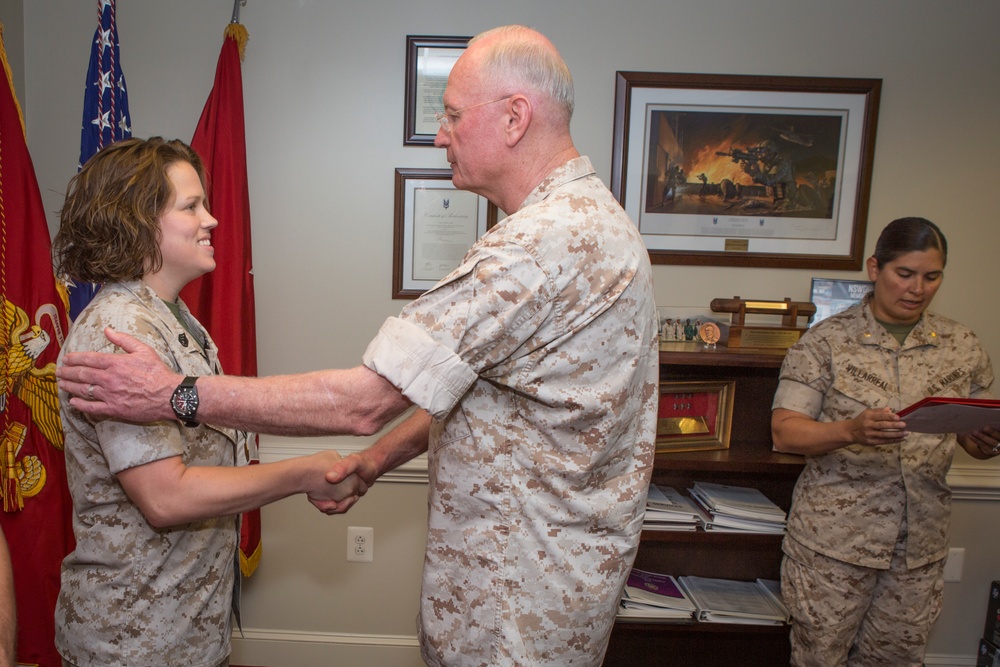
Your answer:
[364,237,553,419]
[772,328,833,419]
[363,317,478,419]
[772,379,825,419]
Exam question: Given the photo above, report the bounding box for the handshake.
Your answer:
[303,449,379,515]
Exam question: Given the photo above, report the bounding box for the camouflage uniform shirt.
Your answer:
[364,157,659,666]
[773,294,993,569]
[56,281,246,667]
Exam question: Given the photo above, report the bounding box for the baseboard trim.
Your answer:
[234,627,419,647]
[231,629,423,667]
[230,632,975,667]
[923,652,977,666]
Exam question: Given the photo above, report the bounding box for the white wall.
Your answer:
[8,1,999,664]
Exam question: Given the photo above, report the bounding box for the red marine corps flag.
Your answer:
[180,17,262,576]
[0,22,75,667]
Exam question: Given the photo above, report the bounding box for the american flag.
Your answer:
[71,0,132,318]
[80,0,131,165]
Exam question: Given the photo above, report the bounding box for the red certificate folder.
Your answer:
[896,397,1000,434]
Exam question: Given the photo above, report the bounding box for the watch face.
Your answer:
[172,387,199,418]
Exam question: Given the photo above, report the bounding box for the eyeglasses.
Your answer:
[434,96,512,133]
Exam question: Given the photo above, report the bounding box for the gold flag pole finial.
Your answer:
[226,0,249,60]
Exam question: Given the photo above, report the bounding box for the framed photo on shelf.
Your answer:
[611,72,881,270]
[392,168,498,299]
[656,380,735,453]
[809,277,873,326]
[404,35,469,145]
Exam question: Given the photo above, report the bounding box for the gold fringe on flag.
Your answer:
[240,538,262,577]
[224,22,249,61]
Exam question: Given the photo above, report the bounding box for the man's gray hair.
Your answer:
[470,25,574,125]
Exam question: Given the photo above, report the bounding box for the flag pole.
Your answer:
[231,0,246,24]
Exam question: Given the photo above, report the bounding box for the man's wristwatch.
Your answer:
[170,376,200,427]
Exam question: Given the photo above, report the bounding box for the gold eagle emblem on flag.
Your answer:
[2,297,64,509]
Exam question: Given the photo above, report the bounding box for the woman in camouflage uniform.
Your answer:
[771,217,1000,666]
[51,138,359,667]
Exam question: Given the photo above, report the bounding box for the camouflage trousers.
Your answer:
[781,536,945,667]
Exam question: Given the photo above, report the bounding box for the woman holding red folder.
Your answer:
[771,216,1000,666]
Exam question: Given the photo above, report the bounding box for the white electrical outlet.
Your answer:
[347,526,374,563]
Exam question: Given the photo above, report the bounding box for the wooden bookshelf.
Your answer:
[602,343,804,666]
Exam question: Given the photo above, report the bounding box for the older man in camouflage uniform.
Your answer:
[59,25,659,667]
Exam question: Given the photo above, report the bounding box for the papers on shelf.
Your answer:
[618,570,791,626]
[897,396,1000,434]
[642,484,708,531]
[624,569,697,610]
[688,481,787,534]
[643,482,788,533]
[701,514,786,534]
[619,568,696,620]
[756,578,791,622]
[690,481,786,521]
[617,600,694,620]
[677,575,788,625]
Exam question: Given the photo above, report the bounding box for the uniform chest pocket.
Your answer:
[827,372,893,420]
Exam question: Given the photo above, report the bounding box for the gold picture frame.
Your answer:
[656,380,735,453]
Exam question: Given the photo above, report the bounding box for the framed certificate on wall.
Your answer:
[392,168,498,298]
[404,35,470,145]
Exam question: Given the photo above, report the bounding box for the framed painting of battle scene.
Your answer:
[610,72,881,270]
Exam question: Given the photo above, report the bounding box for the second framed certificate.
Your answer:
[392,168,498,299]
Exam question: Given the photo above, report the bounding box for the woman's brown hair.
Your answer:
[53,137,206,284]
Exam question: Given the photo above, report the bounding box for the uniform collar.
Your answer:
[857,292,940,349]
[518,156,596,210]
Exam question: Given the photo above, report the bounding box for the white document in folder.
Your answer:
[897,397,1000,434]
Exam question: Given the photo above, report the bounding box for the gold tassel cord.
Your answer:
[2,423,25,512]
[0,20,16,513]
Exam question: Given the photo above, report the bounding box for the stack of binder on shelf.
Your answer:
[688,481,787,533]
[642,484,708,531]
[619,568,696,620]
[756,578,792,622]
[677,575,790,625]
